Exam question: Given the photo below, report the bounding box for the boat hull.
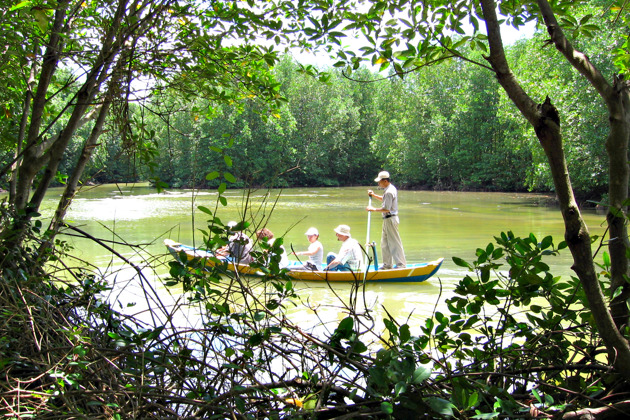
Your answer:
[165,239,443,283]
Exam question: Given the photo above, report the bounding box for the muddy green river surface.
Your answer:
[38,184,606,328]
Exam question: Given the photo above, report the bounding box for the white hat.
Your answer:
[374,171,390,182]
[333,224,351,237]
[305,227,319,236]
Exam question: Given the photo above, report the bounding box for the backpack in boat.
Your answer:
[305,262,318,271]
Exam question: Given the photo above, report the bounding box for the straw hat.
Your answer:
[333,224,351,237]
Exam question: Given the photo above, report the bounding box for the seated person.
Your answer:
[216,221,254,264]
[291,227,324,271]
[256,228,289,269]
[324,224,364,272]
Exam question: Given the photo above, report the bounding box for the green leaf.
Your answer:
[381,401,393,414]
[394,381,407,396]
[198,206,213,215]
[32,8,49,31]
[532,388,543,404]
[412,365,431,384]
[452,256,471,269]
[10,1,31,11]
[206,171,220,181]
[224,172,237,183]
[303,394,318,410]
[399,324,410,343]
[472,411,500,419]
[351,339,368,353]
[426,397,455,416]
[338,316,354,332]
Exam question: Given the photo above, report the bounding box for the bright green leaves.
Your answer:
[453,231,565,306]
[559,13,601,38]
[10,1,50,32]
[422,230,603,417]
[453,256,472,269]
[613,35,630,75]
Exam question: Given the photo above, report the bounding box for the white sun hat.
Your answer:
[333,224,351,237]
[374,171,390,182]
[305,227,319,236]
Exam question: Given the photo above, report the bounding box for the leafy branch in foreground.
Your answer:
[162,216,625,418]
[436,231,622,418]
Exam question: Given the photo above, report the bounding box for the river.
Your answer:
[38,184,606,329]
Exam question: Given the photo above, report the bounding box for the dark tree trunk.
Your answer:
[479,0,630,380]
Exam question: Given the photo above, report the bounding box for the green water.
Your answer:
[38,184,606,327]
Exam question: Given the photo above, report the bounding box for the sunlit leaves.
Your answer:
[31,6,50,31]
[559,13,600,38]
[613,35,630,75]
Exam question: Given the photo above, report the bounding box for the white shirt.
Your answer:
[308,240,324,267]
[382,183,398,217]
[337,237,363,270]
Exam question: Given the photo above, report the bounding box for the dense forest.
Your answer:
[45,28,613,200]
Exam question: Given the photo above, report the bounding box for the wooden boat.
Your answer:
[164,239,443,283]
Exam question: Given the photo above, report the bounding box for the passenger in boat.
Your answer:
[291,227,324,270]
[324,224,364,271]
[216,221,254,264]
[256,228,290,269]
[367,170,407,269]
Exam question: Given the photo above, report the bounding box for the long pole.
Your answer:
[365,195,372,268]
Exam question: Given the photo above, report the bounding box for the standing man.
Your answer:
[366,171,406,269]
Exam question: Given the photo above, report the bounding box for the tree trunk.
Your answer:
[46,99,111,245]
[535,0,630,331]
[13,0,126,217]
[605,74,630,329]
[480,0,630,380]
[13,1,70,211]
[10,58,38,204]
